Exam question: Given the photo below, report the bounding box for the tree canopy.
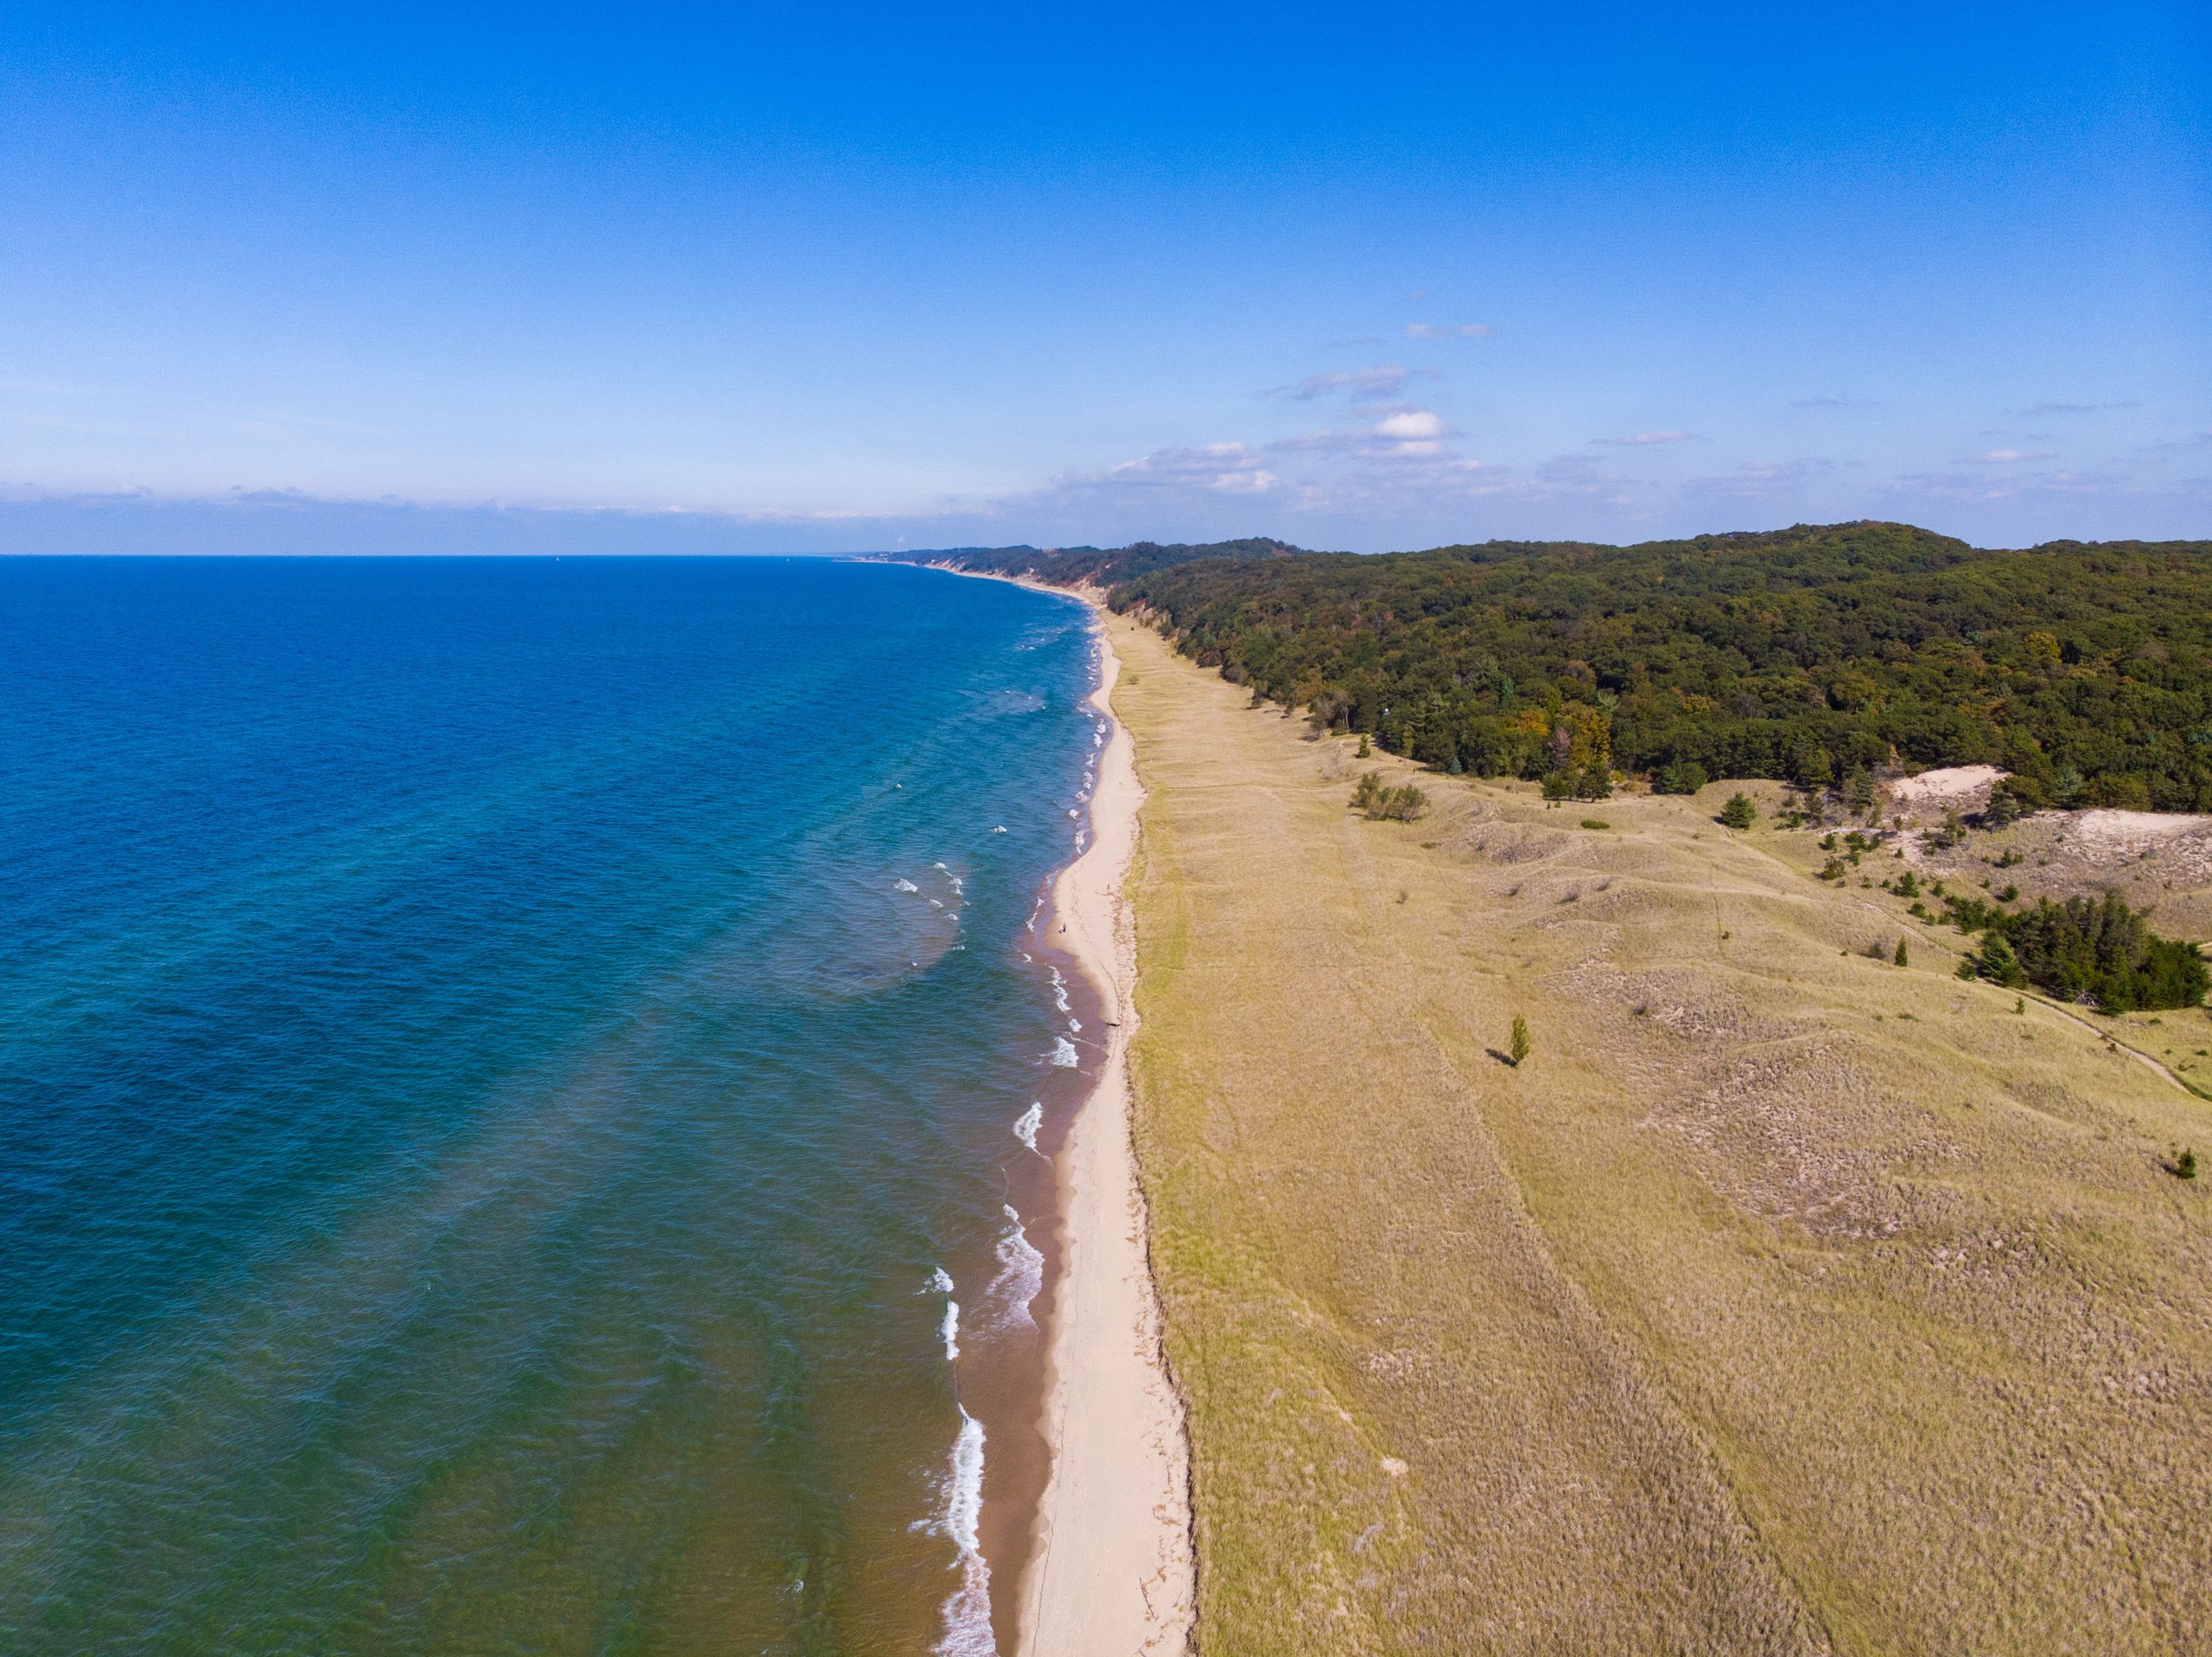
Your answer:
[1102,521,2212,810]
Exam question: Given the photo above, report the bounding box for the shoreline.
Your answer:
[1014,599,1193,1655]
[903,562,1192,1654]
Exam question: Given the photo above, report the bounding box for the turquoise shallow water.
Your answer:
[0,556,1100,1653]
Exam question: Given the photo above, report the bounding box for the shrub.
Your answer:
[1894,938,1910,968]
[1979,787,2022,830]
[1580,817,1610,831]
[1353,771,1429,822]
[1924,809,1967,850]
[1372,784,1428,822]
[1945,895,2000,934]
[1509,1016,1531,1066]
[1656,760,1708,795]
[1719,793,1757,830]
[2175,1147,2198,1180]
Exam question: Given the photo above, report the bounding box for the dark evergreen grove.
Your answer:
[1963,892,2211,1012]
[1041,521,2212,810]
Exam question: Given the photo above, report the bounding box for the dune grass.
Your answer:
[1108,610,2212,1656]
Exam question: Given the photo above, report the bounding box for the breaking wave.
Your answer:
[987,1204,1044,1331]
[928,1408,995,1656]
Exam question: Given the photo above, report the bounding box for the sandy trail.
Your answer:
[1016,606,1194,1656]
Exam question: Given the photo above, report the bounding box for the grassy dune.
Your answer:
[1108,610,2212,1656]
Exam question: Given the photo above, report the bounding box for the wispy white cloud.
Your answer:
[1267,364,1430,403]
[1962,449,2058,464]
[1404,322,1493,340]
[2134,430,2212,456]
[1790,393,1884,410]
[1100,441,1279,494]
[1594,430,1698,447]
[2019,400,2139,417]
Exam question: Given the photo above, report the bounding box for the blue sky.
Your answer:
[3,3,2208,551]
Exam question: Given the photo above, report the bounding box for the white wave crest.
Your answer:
[926,1267,953,1295]
[1048,967,1070,1013]
[1050,1037,1078,1068]
[930,1408,996,1655]
[940,1300,961,1362]
[895,878,920,893]
[987,1203,1044,1331]
[1013,1101,1042,1153]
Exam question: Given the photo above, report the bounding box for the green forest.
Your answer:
[1077,522,2212,811]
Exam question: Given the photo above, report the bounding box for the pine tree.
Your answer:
[1509,1016,1531,1067]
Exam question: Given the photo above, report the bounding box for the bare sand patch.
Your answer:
[2066,808,2212,862]
[1882,763,2006,817]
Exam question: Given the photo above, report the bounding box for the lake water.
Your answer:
[0,556,1102,1653]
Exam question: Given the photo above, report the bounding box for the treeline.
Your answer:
[875,537,1310,588]
[1106,521,2212,811]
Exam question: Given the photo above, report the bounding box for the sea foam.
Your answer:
[987,1203,1044,1331]
[1049,1037,1078,1068]
[1012,1101,1041,1154]
[1047,969,1081,1032]
[929,1408,996,1656]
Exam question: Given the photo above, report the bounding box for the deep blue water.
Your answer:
[0,556,1100,1653]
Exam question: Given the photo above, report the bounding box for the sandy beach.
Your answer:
[1014,601,1194,1656]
